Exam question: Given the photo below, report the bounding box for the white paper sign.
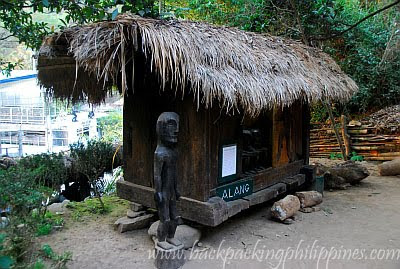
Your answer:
[221,145,237,178]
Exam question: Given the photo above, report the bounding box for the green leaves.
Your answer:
[0,0,159,60]
[185,0,400,112]
[0,167,45,216]
[350,152,363,162]
[41,244,54,259]
[40,244,72,268]
[97,111,123,143]
[18,153,67,190]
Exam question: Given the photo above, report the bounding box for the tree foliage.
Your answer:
[178,0,400,112]
[69,139,116,210]
[97,111,123,143]
[0,0,159,74]
[0,0,158,50]
[17,153,67,191]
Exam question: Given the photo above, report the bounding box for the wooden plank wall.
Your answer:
[123,88,211,202]
[272,101,305,167]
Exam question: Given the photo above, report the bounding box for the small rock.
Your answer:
[130,202,145,212]
[148,220,201,249]
[17,224,25,228]
[127,210,146,218]
[283,219,294,225]
[312,206,321,212]
[0,217,9,228]
[291,214,299,221]
[53,226,63,231]
[114,214,154,233]
[299,208,313,213]
[47,199,70,214]
[351,206,357,209]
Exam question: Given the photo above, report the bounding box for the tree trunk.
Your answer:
[341,115,351,158]
[271,195,300,221]
[324,100,347,160]
[295,191,323,208]
[378,158,400,176]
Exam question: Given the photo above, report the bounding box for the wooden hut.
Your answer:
[37,14,357,226]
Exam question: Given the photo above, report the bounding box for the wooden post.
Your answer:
[324,100,347,161]
[302,103,311,165]
[341,115,351,159]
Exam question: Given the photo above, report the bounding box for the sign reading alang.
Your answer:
[216,178,253,202]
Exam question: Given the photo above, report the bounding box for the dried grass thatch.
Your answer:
[38,14,358,116]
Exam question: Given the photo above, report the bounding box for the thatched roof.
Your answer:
[38,14,357,116]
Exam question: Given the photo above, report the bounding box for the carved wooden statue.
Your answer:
[154,112,182,250]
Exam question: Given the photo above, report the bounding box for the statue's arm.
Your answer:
[174,171,181,201]
[154,154,164,204]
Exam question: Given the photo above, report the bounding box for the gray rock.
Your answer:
[114,214,154,233]
[148,221,201,249]
[0,217,9,228]
[299,207,313,213]
[312,206,321,212]
[127,210,146,218]
[130,202,145,212]
[47,199,70,213]
[283,218,294,225]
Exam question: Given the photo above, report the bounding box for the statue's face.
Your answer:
[163,119,179,144]
[157,112,179,145]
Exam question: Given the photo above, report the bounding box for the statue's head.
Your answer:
[156,112,179,145]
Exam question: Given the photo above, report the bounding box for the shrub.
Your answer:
[18,153,67,191]
[40,244,72,269]
[69,139,116,211]
[0,167,44,263]
[350,152,364,162]
[0,166,68,267]
[0,167,45,221]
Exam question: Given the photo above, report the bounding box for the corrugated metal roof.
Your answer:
[0,70,37,84]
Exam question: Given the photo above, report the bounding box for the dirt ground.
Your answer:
[38,159,400,269]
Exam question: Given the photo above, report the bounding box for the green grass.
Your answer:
[65,195,130,221]
[33,211,64,236]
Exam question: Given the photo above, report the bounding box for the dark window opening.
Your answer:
[241,111,273,177]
